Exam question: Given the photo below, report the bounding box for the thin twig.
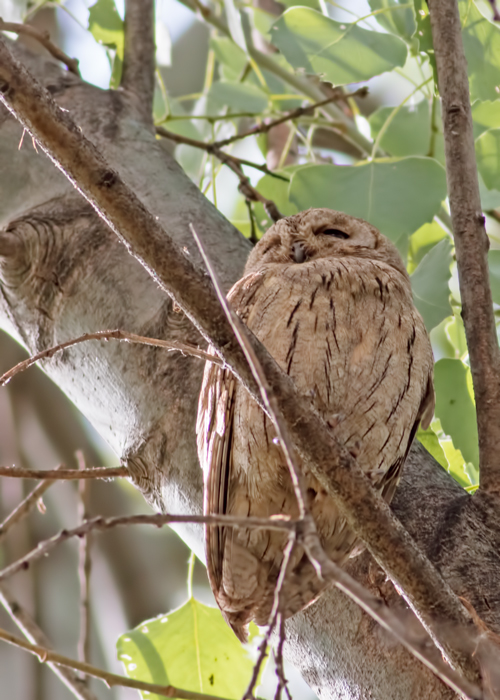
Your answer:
[428,0,500,495]
[121,0,155,118]
[0,18,79,75]
[76,452,92,672]
[155,126,289,181]
[0,328,221,387]
[0,476,57,542]
[0,513,296,583]
[0,626,236,700]
[0,584,98,700]
[212,88,369,149]
[273,616,291,700]
[243,535,296,700]
[0,466,129,480]
[487,0,500,21]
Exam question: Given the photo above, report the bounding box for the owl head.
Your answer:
[245,209,408,279]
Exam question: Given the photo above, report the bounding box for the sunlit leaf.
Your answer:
[223,0,249,53]
[288,158,447,244]
[88,0,124,58]
[434,359,479,469]
[255,167,300,229]
[411,238,452,331]
[211,37,247,80]
[117,598,261,700]
[416,426,447,468]
[208,82,269,113]
[475,128,500,191]
[407,221,448,273]
[271,8,407,85]
[369,100,430,157]
[368,0,417,43]
[445,312,468,359]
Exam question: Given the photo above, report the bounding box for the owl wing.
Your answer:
[380,359,435,503]
[197,357,237,595]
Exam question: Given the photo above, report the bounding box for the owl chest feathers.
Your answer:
[229,255,432,492]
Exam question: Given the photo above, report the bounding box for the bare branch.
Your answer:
[0,477,55,542]
[0,584,98,700]
[121,0,155,119]
[0,466,129,480]
[76,452,92,672]
[0,35,483,681]
[428,0,500,495]
[0,626,237,700]
[156,126,289,180]
[0,513,295,582]
[212,88,369,149]
[0,19,80,75]
[0,329,220,387]
[487,0,500,21]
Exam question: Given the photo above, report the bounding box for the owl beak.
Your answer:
[292,241,307,264]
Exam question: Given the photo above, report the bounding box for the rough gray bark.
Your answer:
[1,42,500,700]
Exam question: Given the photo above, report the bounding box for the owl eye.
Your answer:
[321,228,349,239]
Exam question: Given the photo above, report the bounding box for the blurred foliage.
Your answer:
[4,0,500,696]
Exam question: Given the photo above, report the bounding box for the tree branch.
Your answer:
[0,626,236,700]
[0,19,80,75]
[0,35,483,682]
[0,584,98,700]
[0,476,55,542]
[0,329,219,387]
[428,0,500,495]
[121,0,155,120]
[0,466,129,480]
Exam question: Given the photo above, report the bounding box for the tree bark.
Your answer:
[1,42,500,700]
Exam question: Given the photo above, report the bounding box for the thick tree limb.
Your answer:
[0,36,483,681]
[428,0,500,495]
[121,0,155,120]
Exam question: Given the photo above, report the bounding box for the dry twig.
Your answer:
[76,452,92,671]
[0,476,56,542]
[0,626,236,700]
[0,465,129,480]
[212,88,369,149]
[0,18,79,75]
[0,584,98,700]
[0,328,221,387]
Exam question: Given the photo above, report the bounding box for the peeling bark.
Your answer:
[1,42,500,699]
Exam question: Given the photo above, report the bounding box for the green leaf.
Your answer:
[434,359,479,469]
[488,250,500,305]
[413,0,436,74]
[416,426,448,468]
[471,100,500,139]
[475,128,500,191]
[210,37,248,81]
[117,598,260,700]
[410,238,452,331]
[288,158,447,244]
[271,8,407,85]
[407,221,448,273]
[208,81,269,114]
[88,0,124,58]
[223,0,249,53]
[445,312,468,360]
[459,0,500,102]
[479,172,500,209]
[369,100,430,157]
[368,0,417,43]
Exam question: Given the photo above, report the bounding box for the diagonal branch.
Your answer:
[0,19,80,75]
[121,0,155,120]
[0,37,483,683]
[0,584,98,700]
[0,466,129,480]
[0,626,235,700]
[428,0,500,495]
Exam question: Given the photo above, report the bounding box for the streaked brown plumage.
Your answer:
[197,209,434,641]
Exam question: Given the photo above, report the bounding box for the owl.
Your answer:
[197,209,434,641]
